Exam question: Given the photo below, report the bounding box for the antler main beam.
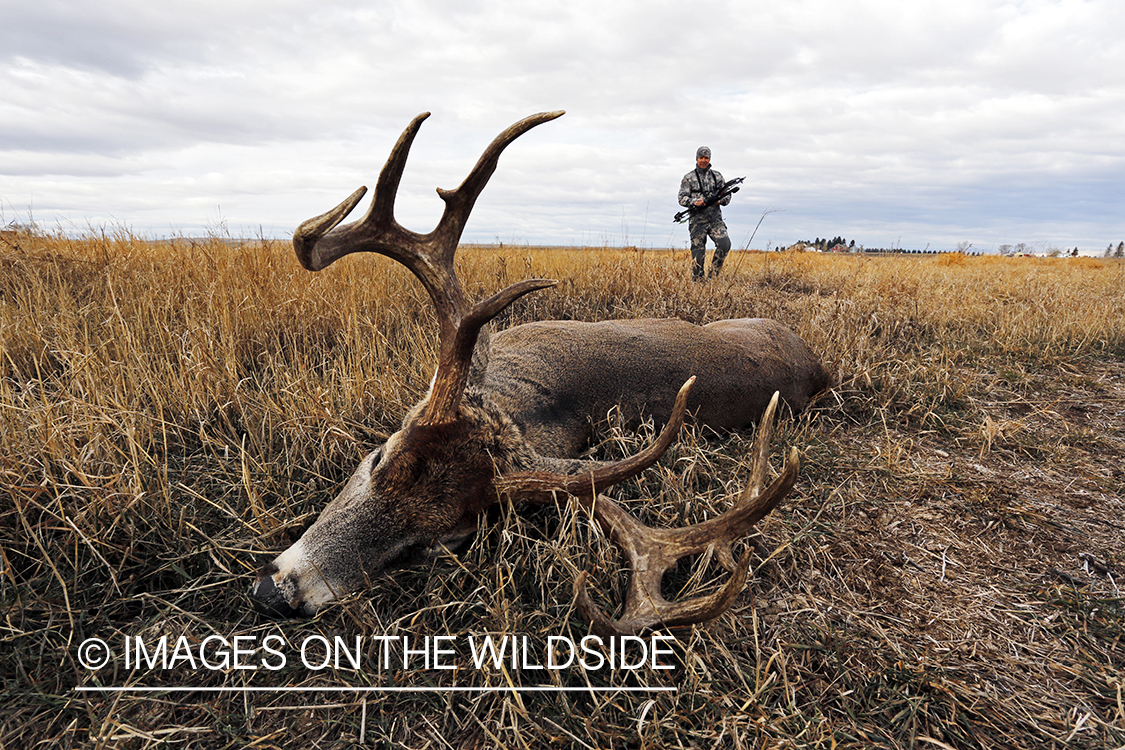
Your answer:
[291,111,565,425]
[495,378,697,504]
[573,392,799,637]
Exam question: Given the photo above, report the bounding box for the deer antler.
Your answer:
[494,377,697,504]
[292,111,565,425]
[573,391,798,637]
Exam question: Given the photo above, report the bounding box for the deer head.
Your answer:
[250,112,801,633]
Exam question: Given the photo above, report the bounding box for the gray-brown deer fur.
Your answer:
[479,318,827,458]
[250,111,831,626]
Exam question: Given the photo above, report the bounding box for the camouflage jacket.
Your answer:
[678,166,730,224]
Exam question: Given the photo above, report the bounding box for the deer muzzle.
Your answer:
[250,563,301,618]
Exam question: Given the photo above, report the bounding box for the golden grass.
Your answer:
[2,230,1124,748]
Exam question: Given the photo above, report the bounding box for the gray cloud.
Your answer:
[1,0,1122,252]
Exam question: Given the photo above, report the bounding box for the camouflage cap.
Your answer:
[696,146,711,159]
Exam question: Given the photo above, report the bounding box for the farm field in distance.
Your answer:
[2,231,1123,749]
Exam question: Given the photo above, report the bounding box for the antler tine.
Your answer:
[572,391,800,637]
[293,111,564,293]
[572,498,756,638]
[495,377,696,505]
[292,112,431,273]
[291,111,565,426]
[431,111,566,263]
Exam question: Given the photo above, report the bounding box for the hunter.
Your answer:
[678,146,733,281]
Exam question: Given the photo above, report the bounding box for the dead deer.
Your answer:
[250,111,831,634]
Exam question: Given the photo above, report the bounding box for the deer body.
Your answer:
[250,111,830,633]
[477,317,830,458]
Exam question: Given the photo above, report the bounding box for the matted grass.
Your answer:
[2,231,1123,748]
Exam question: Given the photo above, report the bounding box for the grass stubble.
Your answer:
[1,232,1123,749]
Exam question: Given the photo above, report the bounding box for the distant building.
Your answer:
[787,242,818,252]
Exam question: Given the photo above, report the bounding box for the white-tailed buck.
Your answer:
[251,111,831,635]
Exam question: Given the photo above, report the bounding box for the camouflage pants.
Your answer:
[689,219,731,281]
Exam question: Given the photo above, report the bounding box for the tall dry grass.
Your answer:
[2,231,1124,748]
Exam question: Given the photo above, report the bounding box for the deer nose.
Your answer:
[250,566,300,618]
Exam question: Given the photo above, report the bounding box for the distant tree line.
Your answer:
[786,237,1125,257]
[789,237,977,255]
[859,247,963,255]
[794,237,856,252]
[998,242,1124,258]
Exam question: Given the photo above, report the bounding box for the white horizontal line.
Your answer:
[76,686,675,694]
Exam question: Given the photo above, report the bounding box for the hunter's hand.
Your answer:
[694,198,704,207]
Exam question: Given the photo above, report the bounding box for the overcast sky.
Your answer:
[2,0,1123,253]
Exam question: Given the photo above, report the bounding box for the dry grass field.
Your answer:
[2,231,1123,749]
